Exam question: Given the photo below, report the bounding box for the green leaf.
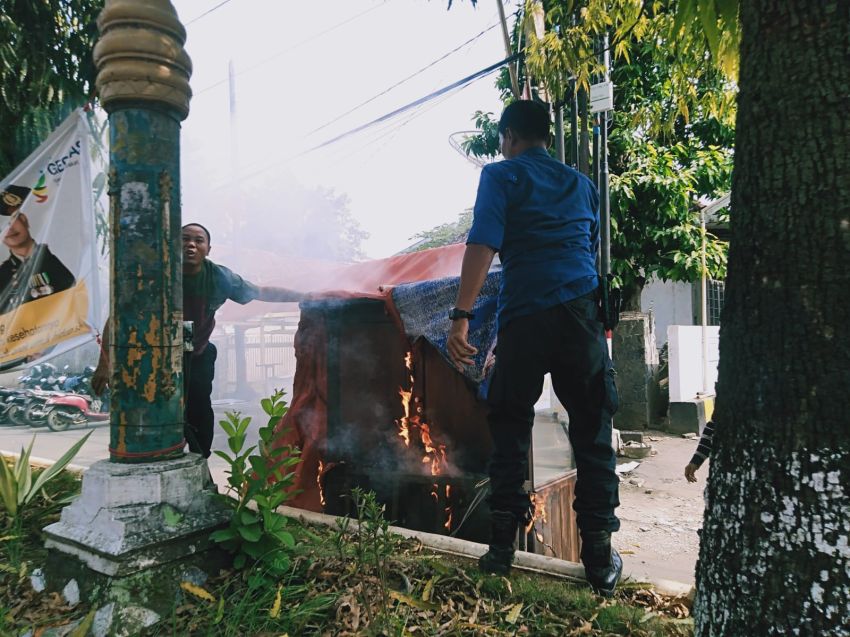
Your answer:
[260,398,273,415]
[237,523,263,543]
[698,1,721,59]
[210,527,238,542]
[219,418,236,439]
[239,509,259,526]
[276,530,295,548]
[26,432,90,506]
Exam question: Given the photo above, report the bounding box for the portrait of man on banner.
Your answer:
[0,184,76,315]
[0,109,104,369]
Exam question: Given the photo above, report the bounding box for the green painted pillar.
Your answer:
[93,0,193,462]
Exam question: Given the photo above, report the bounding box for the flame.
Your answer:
[526,492,547,533]
[431,482,439,501]
[396,386,413,447]
[444,507,453,530]
[396,350,451,478]
[317,461,326,508]
[445,485,451,498]
[419,422,447,476]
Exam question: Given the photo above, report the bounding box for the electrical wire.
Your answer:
[194,1,390,96]
[185,0,235,25]
[212,52,520,191]
[306,17,509,137]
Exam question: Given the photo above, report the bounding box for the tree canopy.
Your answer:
[460,0,736,307]
[0,0,100,177]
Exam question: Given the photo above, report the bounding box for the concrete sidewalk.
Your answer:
[616,432,706,585]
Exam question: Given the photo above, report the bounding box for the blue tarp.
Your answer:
[392,269,501,399]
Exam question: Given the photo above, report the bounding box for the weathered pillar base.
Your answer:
[667,396,715,435]
[40,454,231,636]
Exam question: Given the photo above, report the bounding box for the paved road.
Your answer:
[616,432,705,586]
[0,398,273,488]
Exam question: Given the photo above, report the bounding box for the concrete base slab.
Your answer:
[666,397,714,435]
[42,454,232,636]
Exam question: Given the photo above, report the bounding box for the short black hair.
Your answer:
[182,223,211,244]
[497,100,551,142]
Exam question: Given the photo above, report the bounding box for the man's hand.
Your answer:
[91,362,110,396]
[684,463,699,483]
[447,319,478,372]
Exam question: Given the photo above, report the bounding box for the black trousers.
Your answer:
[486,293,620,533]
[185,343,217,458]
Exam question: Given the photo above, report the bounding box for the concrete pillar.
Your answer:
[611,312,659,429]
[96,0,192,462]
[42,4,229,633]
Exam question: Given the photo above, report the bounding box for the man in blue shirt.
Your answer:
[447,101,621,596]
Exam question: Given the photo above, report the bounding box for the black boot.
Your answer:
[580,529,622,597]
[478,510,519,576]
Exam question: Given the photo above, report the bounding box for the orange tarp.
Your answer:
[215,244,466,322]
[268,244,467,510]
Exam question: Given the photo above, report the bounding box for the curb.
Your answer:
[278,505,694,597]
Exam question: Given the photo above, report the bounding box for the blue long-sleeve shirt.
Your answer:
[466,147,600,327]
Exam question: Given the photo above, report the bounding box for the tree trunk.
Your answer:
[694,2,850,635]
[621,278,645,312]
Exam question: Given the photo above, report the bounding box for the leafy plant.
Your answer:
[210,390,302,576]
[0,432,90,565]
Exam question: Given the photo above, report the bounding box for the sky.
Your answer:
[172,0,511,259]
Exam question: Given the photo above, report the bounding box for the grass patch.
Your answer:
[1,463,693,636]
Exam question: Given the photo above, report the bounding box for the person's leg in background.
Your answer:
[185,343,217,458]
[550,294,621,596]
[480,314,548,575]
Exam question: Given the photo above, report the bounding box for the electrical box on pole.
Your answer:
[589,81,614,114]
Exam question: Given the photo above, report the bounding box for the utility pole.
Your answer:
[497,0,521,98]
[590,33,614,280]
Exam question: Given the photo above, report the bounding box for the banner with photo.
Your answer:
[0,109,103,370]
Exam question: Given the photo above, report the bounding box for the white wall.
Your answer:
[641,279,694,349]
[668,325,720,402]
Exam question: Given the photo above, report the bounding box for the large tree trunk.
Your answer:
[694,2,850,635]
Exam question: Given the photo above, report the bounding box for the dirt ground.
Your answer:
[615,431,708,586]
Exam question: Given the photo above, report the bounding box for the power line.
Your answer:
[212,53,520,190]
[194,1,390,96]
[306,18,507,137]
[299,53,521,157]
[185,0,235,25]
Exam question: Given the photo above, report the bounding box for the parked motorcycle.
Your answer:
[23,390,64,427]
[45,392,109,431]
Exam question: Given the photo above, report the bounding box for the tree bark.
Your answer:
[694,2,850,635]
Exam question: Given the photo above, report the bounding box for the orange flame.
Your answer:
[431,482,439,501]
[443,484,453,530]
[317,461,326,508]
[526,493,547,533]
[396,350,450,478]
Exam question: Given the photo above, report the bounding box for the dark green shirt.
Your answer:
[183,259,259,355]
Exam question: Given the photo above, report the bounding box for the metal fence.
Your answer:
[211,312,299,399]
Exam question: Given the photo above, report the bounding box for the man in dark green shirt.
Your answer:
[94,222,302,458]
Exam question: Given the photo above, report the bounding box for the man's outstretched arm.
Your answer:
[255,286,304,303]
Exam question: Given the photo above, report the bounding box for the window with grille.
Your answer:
[707,279,725,325]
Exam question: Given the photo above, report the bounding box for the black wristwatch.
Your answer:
[449,307,475,321]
